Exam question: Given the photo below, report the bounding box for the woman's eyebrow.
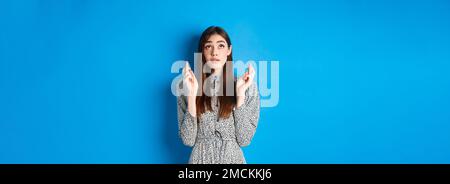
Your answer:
[206,40,226,44]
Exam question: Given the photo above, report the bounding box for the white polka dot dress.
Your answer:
[177,77,260,164]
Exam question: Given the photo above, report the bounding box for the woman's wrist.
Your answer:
[187,95,196,103]
[236,96,245,108]
[187,96,197,117]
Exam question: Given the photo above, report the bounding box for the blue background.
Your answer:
[1,0,449,163]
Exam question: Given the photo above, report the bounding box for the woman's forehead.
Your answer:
[207,34,226,43]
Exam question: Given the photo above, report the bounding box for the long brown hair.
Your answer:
[196,26,236,119]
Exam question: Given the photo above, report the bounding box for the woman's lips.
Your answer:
[210,58,220,62]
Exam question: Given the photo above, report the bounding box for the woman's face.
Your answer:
[203,34,232,71]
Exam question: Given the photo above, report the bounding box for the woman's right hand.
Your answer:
[183,62,199,97]
[183,62,198,117]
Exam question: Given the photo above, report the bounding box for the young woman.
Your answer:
[177,26,260,164]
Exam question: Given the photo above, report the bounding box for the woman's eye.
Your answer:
[204,45,211,49]
[219,44,225,48]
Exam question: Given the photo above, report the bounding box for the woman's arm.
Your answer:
[177,95,197,147]
[233,82,260,147]
[177,62,199,147]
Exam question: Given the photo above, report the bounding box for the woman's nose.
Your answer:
[211,47,218,56]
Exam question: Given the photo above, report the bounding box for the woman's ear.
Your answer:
[227,45,232,56]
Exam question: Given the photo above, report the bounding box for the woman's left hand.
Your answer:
[236,64,255,97]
